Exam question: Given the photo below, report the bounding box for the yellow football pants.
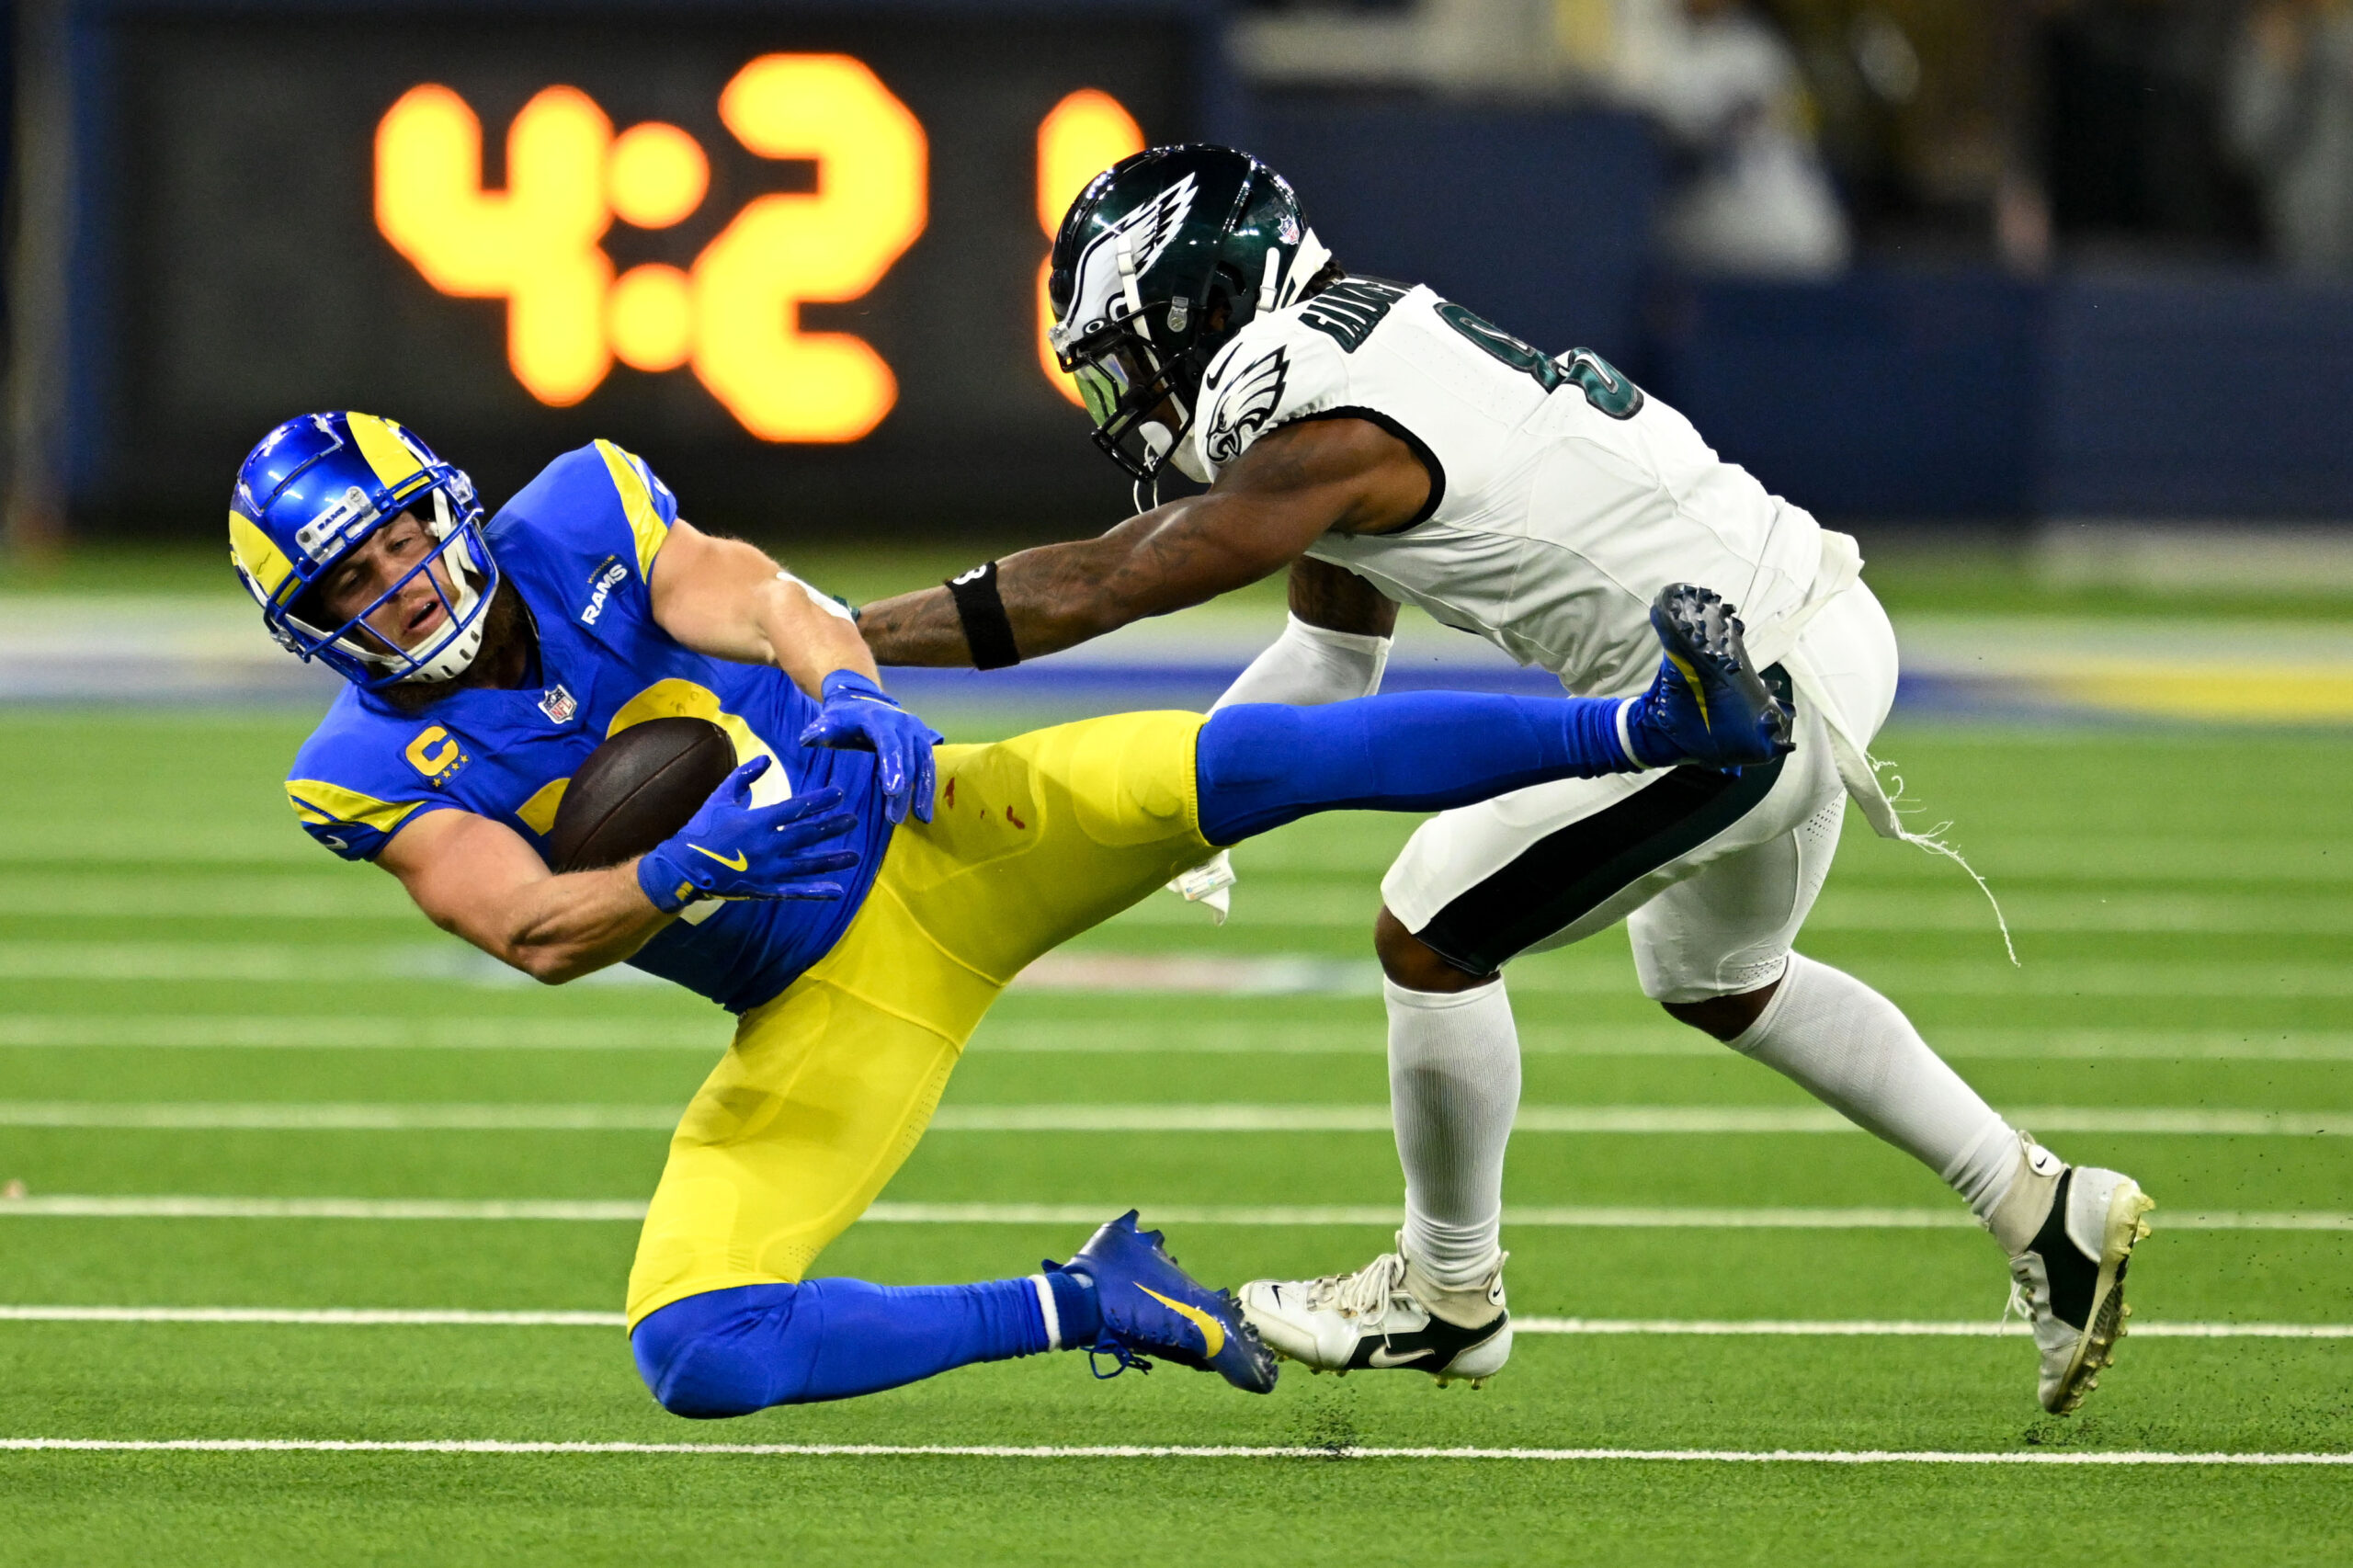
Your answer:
[625,710,1213,1326]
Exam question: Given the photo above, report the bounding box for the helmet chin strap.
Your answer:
[1133,391,1203,514]
[336,490,493,684]
[398,540,490,683]
[1165,434,1210,485]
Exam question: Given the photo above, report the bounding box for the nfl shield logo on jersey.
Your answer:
[539,685,578,724]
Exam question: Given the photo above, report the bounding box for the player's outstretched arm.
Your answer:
[377,809,679,985]
[858,416,1429,668]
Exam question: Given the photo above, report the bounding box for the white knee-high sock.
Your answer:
[1388,977,1519,1289]
[1730,954,2023,1227]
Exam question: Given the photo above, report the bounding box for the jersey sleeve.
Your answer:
[586,437,680,579]
[284,712,463,862]
[1191,315,1353,482]
[498,439,683,621]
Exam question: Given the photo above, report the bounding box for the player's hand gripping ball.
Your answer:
[797,670,942,824]
[546,717,739,874]
[631,757,859,913]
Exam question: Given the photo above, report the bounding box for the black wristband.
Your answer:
[945,561,1021,670]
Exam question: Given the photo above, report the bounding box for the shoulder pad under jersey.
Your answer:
[1190,311,1350,482]
[500,441,678,580]
[1193,278,1427,481]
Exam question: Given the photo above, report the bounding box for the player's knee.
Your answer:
[631,1284,804,1419]
[1374,905,1496,992]
[1659,979,1781,1043]
[1195,703,1310,844]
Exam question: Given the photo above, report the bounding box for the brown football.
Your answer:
[546,716,739,872]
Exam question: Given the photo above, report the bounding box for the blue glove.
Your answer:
[797,670,943,825]
[635,757,859,914]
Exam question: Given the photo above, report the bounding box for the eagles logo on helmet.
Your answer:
[1045,144,1332,511]
[227,412,500,689]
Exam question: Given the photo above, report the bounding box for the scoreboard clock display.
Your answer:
[97,3,1198,536]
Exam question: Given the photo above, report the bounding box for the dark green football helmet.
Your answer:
[1047,144,1331,504]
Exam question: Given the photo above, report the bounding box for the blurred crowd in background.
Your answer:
[1235,0,2353,280]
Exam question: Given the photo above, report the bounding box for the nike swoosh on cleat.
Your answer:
[1367,1345,1434,1368]
[688,845,750,872]
[1137,1285,1226,1358]
[1665,649,1711,728]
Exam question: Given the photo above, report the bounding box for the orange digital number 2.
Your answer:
[696,55,927,443]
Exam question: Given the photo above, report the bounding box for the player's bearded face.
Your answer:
[317,513,462,654]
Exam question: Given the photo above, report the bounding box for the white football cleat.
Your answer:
[2001,1145,2155,1415]
[1236,1236,1511,1387]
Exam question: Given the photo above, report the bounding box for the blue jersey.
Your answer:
[284,440,890,1013]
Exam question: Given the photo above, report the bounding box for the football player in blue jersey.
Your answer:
[230,409,1790,1415]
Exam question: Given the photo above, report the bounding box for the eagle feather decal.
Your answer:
[1203,347,1290,465]
[1051,174,1200,354]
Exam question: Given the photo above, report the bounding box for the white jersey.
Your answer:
[1189,279,1849,702]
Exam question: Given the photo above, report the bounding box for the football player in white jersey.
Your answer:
[859,146,2152,1415]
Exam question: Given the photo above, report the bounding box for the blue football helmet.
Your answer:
[228,412,498,688]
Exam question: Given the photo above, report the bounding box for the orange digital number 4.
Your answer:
[375,56,925,443]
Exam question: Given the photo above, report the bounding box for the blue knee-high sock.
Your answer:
[632,1272,1103,1418]
[1196,692,1632,845]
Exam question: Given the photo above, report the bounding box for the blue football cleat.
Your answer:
[1050,1211,1278,1394]
[1621,584,1795,769]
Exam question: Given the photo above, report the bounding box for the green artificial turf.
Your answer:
[1,710,2350,1564]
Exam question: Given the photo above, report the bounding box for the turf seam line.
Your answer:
[3,1306,2346,1337]
[1,1438,2346,1465]
[3,1197,2346,1230]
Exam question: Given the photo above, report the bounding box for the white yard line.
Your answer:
[0,1101,2346,1135]
[0,1196,2343,1231]
[1508,1318,2353,1340]
[2,1305,2342,1338]
[0,1017,719,1051]
[0,1306,622,1326]
[0,1102,681,1131]
[0,1197,651,1221]
[0,1437,2344,1465]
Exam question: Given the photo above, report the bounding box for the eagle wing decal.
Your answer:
[1051,174,1200,354]
[1202,347,1290,466]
